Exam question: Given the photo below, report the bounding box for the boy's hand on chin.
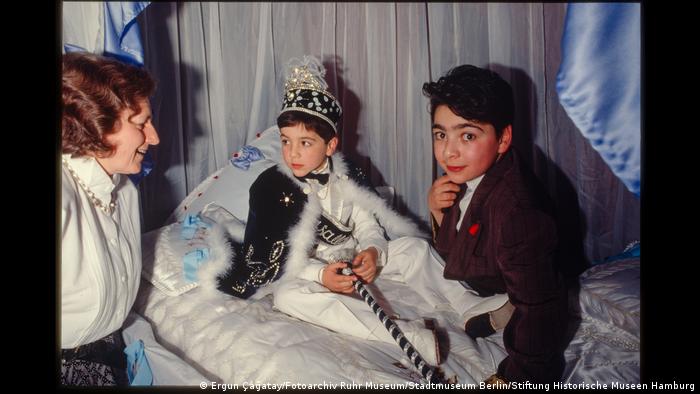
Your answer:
[428,175,460,225]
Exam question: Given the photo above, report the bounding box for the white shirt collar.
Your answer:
[456,173,486,230]
[62,153,118,201]
[313,157,331,175]
[465,174,485,193]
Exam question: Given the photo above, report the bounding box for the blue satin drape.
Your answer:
[556,3,641,197]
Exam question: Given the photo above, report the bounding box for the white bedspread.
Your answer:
[135,210,640,386]
[133,275,508,385]
[561,258,640,383]
[121,312,209,385]
[133,259,641,385]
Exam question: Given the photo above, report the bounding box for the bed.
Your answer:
[133,126,640,386]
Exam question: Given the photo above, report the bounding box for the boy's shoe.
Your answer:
[395,319,441,366]
[464,312,495,339]
[464,300,515,339]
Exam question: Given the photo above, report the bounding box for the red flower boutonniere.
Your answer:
[468,223,480,236]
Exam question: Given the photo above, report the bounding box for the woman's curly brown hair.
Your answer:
[62,52,155,157]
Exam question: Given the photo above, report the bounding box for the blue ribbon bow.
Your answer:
[183,248,210,283]
[181,213,211,240]
[230,145,265,170]
[124,339,153,386]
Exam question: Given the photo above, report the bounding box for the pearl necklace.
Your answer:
[62,157,117,215]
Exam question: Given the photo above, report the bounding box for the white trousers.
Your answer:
[272,236,508,345]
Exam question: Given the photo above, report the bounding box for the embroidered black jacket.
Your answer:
[216,159,372,299]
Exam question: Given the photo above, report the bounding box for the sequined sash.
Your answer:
[316,212,354,246]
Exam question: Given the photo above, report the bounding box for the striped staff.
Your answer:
[341,264,441,384]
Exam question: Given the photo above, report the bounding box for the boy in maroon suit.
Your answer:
[424,65,568,383]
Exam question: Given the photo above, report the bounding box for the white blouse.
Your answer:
[61,154,141,349]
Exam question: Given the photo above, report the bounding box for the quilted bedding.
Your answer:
[133,274,507,384]
[562,257,640,383]
[133,256,640,385]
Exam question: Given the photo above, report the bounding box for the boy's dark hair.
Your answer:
[422,65,514,138]
[277,111,336,143]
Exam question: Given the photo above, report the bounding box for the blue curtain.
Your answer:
[556,3,640,197]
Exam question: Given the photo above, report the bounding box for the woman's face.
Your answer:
[96,99,159,176]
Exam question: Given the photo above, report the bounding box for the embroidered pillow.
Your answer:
[141,211,237,296]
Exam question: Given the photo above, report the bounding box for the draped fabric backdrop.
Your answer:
[132,2,639,263]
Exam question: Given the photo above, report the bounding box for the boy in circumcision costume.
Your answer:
[201,56,506,366]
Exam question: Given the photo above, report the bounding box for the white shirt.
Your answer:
[61,154,141,348]
[455,174,485,230]
[297,159,388,283]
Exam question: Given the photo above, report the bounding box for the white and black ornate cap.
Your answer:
[280,55,342,134]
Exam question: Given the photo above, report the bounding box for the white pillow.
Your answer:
[141,210,238,296]
[166,126,281,224]
[577,257,640,337]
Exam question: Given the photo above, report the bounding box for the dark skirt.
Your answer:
[61,330,128,386]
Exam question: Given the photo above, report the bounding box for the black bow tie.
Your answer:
[296,172,330,185]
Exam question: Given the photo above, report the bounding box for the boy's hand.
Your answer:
[428,175,460,226]
[321,262,357,294]
[352,247,378,284]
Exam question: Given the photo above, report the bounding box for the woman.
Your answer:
[61,52,159,386]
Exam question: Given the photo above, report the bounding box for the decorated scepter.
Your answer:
[340,263,441,384]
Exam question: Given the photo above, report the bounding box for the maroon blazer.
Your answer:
[434,150,567,383]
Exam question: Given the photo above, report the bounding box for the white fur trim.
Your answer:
[273,153,426,284]
[279,188,324,283]
[196,222,236,300]
[200,202,246,242]
[332,152,425,239]
[339,180,425,239]
[196,153,427,296]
